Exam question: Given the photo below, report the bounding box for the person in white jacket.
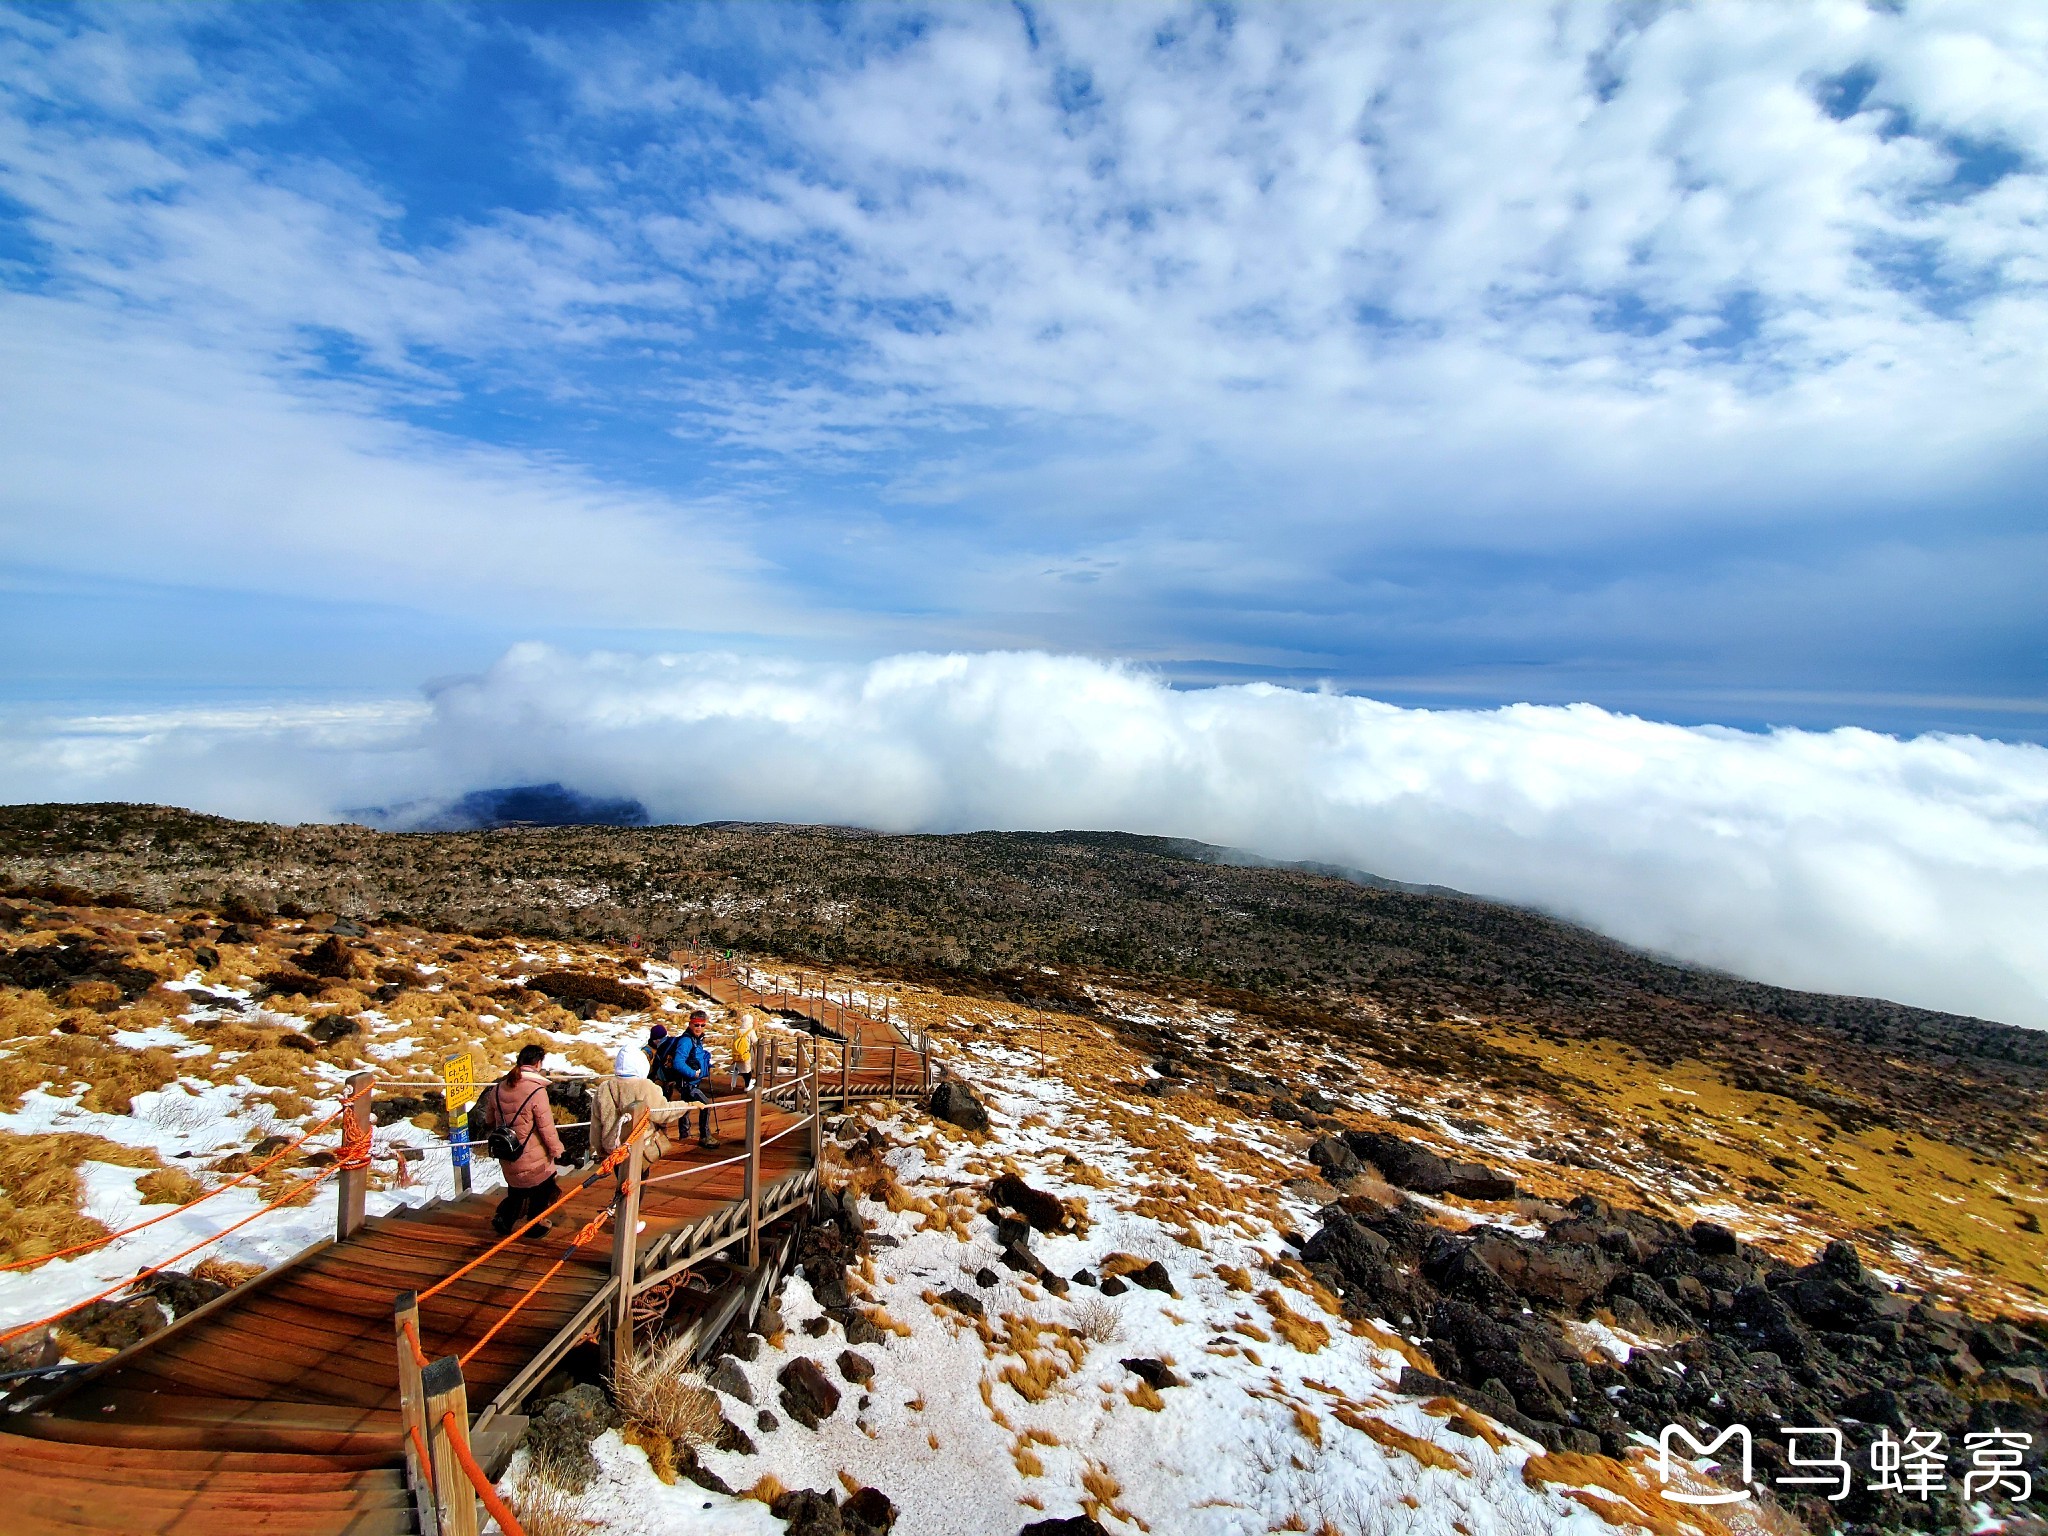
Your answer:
[591,1045,691,1186]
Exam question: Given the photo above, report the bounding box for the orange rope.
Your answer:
[454,1196,619,1370]
[416,1123,648,1304]
[0,1105,346,1272]
[337,1098,374,1171]
[0,1163,338,1346]
[441,1409,526,1536]
[408,1419,431,1472]
[402,1317,430,1369]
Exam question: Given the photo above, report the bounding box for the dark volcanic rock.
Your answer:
[1018,1519,1110,1536]
[990,1172,1070,1232]
[1121,1260,1175,1295]
[1307,1135,1364,1179]
[522,1383,619,1493]
[1344,1131,1517,1200]
[837,1349,875,1386]
[770,1489,844,1536]
[929,1079,991,1133]
[1690,1220,1739,1256]
[842,1486,898,1534]
[1119,1357,1185,1390]
[776,1357,842,1429]
[937,1288,986,1318]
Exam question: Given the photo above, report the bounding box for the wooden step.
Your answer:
[18,1390,404,1457]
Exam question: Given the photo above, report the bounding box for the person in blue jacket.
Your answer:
[668,1010,719,1147]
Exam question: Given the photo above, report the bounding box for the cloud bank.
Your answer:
[5,647,2045,1029]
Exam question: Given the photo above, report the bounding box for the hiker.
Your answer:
[645,1021,677,1099]
[730,1007,759,1092]
[669,1010,720,1147]
[591,1044,689,1184]
[478,1044,565,1239]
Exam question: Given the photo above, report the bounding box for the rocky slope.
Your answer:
[0,813,2043,1533]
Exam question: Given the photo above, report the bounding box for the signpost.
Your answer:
[444,1051,477,1196]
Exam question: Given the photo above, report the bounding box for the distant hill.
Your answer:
[353,782,650,832]
[2,801,2042,1158]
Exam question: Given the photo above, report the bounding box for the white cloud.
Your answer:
[0,296,780,630]
[7,645,2045,1029]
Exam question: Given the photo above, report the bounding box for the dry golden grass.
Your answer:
[1332,1405,1468,1473]
[1126,1380,1165,1411]
[1081,1459,1147,1532]
[1258,1289,1330,1354]
[619,1422,678,1484]
[1520,1451,1737,1536]
[134,1167,206,1205]
[191,1256,262,1289]
[742,1473,788,1506]
[1214,1263,1252,1292]
[511,1471,601,1536]
[1417,1395,1510,1450]
[0,1129,159,1264]
[1291,1403,1323,1448]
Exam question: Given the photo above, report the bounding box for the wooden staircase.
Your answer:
[2,960,931,1535]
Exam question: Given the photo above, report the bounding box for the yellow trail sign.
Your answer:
[444,1051,478,1112]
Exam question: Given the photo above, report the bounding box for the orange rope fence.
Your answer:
[402,1317,430,1369]
[441,1408,526,1536]
[0,1159,341,1347]
[0,1104,348,1273]
[415,1123,648,1304]
[458,1202,616,1368]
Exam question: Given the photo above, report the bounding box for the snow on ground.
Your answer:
[509,1002,1734,1536]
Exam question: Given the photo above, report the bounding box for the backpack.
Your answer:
[482,1079,546,1162]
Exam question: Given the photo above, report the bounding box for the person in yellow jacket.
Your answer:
[730,1008,759,1091]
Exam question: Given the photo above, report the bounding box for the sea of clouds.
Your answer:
[4,646,2045,1031]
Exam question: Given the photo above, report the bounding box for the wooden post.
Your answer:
[610,1112,643,1383]
[744,1041,764,1269]
[920,1029,930,1094]
[423,1355,479,1536]
[394,1291,439,1536]
[840,1034,850,1103]
[888,1044,899,1097]
[336,1070,373,1242]
[808,1040,822,1167]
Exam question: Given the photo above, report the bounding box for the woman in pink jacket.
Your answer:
[481,1044,565,1238]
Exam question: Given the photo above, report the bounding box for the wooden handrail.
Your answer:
[424,1356,481,1536]
[394,1292,439,1536]
[608,1110,643,1382]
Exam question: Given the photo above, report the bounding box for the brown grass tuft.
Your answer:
[1332,1406,1468,1474]
[191,1256,263,1289]
[1291,1403,1323,1447]
[0,1129,157,1265]
[613,1337,724,1448]
[134,1168,207,1205]
[508,1476,598,1536]
[1214,1263,1252,1292]
[1259,1289,1330,1354]
[619,1422,677,1484]
[743,1473,788,1506]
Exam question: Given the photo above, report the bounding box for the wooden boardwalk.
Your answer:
[0,958,930,1535]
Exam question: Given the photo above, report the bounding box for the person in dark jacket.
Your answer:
[670,1012,718,1147]
[480,1044,565,1238]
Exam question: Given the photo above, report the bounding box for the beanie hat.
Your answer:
[614,1045,649,1078]
[647,1023,669,1041]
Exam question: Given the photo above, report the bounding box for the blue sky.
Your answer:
[0,0,2042,734]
